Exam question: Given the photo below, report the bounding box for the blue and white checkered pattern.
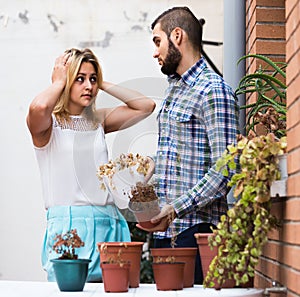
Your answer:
[154,57,240,239]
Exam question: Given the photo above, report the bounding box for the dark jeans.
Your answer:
[153,223,215,284]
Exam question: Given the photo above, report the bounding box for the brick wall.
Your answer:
[245,0,286,115]
[245,0,300,296]
[285,1,300,295]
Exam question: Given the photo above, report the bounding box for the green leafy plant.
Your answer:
[52,229,84,260]
[236,54,287,138]
[203,133,287,288]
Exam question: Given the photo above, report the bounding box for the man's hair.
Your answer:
[151,6,205,52]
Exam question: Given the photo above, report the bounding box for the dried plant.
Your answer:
[52,229,84,260]
[155,256,176,264]
[97,153,150,190]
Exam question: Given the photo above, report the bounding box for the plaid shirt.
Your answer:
[154,57,239,239]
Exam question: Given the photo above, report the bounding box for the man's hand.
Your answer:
[136,204,177,232]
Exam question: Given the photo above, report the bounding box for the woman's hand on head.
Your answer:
[51,52,71,85]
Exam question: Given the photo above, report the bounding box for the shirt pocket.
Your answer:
[169,106,194,144]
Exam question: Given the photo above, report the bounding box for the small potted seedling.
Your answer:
[50,229,91,292]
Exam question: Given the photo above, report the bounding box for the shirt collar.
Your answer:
[167,57,207,86]
[181,57,206,86]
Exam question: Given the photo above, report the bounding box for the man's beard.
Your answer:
[161,39,182,76]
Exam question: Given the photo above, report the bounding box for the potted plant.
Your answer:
[236,54,287,139]
[203,133,287,289]
[128,182,160,228]
[100,248,131,293]
[237,53,288,192]
[151,256,185,291]
[50,229,91,292]
[97,241,143,288]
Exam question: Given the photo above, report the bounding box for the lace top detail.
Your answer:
[35,113,110,208]
[53,115,99,131]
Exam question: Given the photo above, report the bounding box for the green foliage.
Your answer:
[204,134,287,288]
[236,54,287,138]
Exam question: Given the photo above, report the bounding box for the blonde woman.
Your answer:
[27,48,155,282]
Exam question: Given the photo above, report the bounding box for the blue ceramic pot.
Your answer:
[51,258,91,291]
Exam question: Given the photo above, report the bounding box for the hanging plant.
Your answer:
[204,133,287,288]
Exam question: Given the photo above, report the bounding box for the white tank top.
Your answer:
[34,115,112,209]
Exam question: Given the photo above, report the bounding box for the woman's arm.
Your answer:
[97,81,156,133]
[26,53,70,147]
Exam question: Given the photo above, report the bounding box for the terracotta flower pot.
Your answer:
[100,262,130,293]
[97,241,143,288]
[128,200,160,228]
[194,233,217,280]
[152,262,185,291]
[150,247,197,288]
[194,233,236,289]
[51,258,91,292]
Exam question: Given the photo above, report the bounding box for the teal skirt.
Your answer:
[42,205,131,282]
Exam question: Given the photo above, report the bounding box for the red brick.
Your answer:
[256,7,286,22]
[284,198,300,221]
[286,61,300,106]
[288,150,300,174]
[256,24,285,39]
[254,40,286,55]
[256,257,282,280]
[287,173,300,196]
[284,243,300,270]
[282,222,300,244]
[286,97,300,128]
[286,0,299,18]
[262,241,283,261]
[261,241,300,271]
[257,0,285,6]
[286,50,300,83]
[287,126,300,151]
[286,26,300,62]
[286,3,300,38]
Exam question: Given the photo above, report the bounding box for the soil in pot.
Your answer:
[152,262,185,291]
[97,241,143,288]
[128,182,160,228]
[51,258,91,292]
[150,247,197,288]
[100,262,130,293]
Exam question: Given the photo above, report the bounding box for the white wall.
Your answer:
[0,0,223,281]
